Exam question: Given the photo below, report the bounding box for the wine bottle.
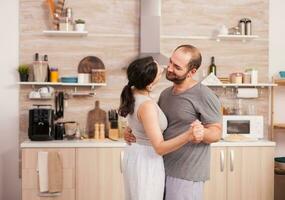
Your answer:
[208,56,217,75]
[44,55,50,82]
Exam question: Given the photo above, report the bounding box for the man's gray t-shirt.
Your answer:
[158,82,222,181]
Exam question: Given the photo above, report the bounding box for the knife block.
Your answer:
[109,128,119,140]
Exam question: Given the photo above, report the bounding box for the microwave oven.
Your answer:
[222,115,264,140]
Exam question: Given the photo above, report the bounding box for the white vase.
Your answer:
[75,23,85,32]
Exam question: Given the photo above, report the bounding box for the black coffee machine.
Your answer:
[28,104,55,141]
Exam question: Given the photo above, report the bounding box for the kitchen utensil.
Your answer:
[78,56,105,73]
[86,101,108,138]
[55,92,64,120]
[33,60,48,82]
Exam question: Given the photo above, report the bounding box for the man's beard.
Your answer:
[166,71,188,84]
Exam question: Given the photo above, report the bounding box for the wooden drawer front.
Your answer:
[22,168,75,189]
[22,189,75,200]
[22,148,75,169]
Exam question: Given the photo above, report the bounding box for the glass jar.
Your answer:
[91,69,106,83]
[50,67,59,82]
[230,73,243,84]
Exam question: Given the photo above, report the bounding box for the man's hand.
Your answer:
[190,120,204,144]
[124,126,136,145]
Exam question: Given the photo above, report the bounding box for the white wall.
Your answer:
[269,0,285,156]
[0,0,20,200]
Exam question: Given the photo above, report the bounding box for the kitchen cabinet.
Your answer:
[204,146,274,200]
[76,148,125,200]
[21,148,76,200]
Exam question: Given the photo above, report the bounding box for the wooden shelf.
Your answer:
[43,30,88,37]
[203,83,277,87]
[18,82,106,87]
[273,123,285,129]
[216,35,259,42]
[274,79,285,86]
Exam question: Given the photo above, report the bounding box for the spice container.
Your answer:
[245,18,252,35]
[50,67,59,82]
[99,123,105,140]
[230,73,243,84]
[239,19,246,35]
[94,123,99,139]
[243,71,251,84]
[91,69,106,83]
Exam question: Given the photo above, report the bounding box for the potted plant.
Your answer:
[17,64,30,82]
[75,19,86,32]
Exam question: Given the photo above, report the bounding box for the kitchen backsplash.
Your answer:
[19,0,269,144]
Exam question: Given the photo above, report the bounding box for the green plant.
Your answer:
[75,19,85,24]
[17,64,30,74]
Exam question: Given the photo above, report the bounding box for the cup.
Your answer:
[78,73,90,83]
[29,91,41,99]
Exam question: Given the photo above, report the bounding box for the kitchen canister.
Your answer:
[245,18,252,35]
[239,19,246,35]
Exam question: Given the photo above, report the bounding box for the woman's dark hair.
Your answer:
[118,56,158,117]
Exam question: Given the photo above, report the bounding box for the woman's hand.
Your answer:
[124,126,136,145]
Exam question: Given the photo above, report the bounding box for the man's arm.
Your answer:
[202,123,222,144]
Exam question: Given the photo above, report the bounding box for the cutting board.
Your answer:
[86,101,108,138]
[78,56,105,73]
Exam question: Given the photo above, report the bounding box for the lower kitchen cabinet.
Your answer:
[204,146,274,200]
[21,148,76,200]
[76,148,125,200]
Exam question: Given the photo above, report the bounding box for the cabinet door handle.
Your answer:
[220,150,225,172]
[230,149,234,172]
[120,151,124,173]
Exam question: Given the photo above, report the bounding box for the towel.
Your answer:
[37,152,49,193]
[48,151,63,193]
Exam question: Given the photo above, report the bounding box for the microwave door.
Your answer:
[227,120,250,134]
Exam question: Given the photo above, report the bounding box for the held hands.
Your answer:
[124,126,136,145]
[189,120,204,144]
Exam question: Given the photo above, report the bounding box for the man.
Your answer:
[125,44,222,200]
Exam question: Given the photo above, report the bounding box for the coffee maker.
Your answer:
[28,104,55,141]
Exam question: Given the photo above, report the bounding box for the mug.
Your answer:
[38,87,54,98]
[78,73,90,83]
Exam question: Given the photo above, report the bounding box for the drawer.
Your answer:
[22,148,75,169]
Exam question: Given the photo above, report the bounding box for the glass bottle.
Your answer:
[208,56,217,76]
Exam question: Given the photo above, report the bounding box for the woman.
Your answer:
[119,56,201,200]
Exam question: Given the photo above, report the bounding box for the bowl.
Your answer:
[61,76,78,83]
[279,71,285,78]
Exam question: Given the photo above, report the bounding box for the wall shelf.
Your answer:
[43,30,88,37]
[18,82,106,89]
[216,35,259,42]
[204,83,277,88]
[274,79,285,86]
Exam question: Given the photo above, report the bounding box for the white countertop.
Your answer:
[21,139,275,148]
